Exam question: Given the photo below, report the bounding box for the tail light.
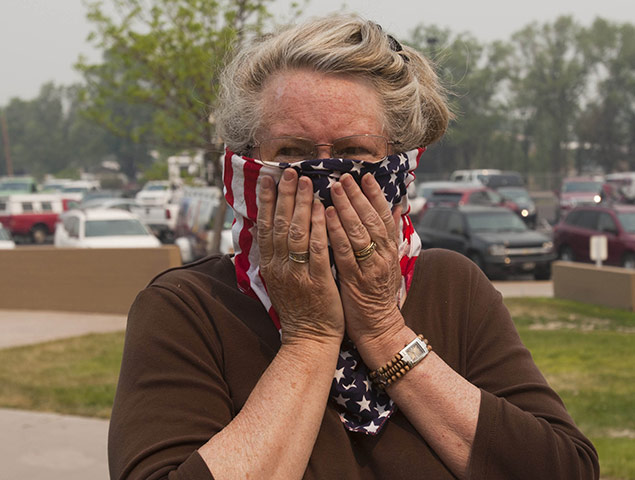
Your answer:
[165,208,171,219]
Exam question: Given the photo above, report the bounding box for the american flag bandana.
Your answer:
[223,148,423,435]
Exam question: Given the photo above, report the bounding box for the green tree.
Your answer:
[76,0,274,187]
[507,16,589,176]
[405,26,520,177]
[576,18,635,172]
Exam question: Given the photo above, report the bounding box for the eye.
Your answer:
[336,146,374,157]
[276,146,310,157]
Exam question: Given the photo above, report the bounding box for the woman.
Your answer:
[109,15,599,480]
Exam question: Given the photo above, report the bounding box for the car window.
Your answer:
[429,192,463,204]
[574,211,600,230]
[468,191,490,205]
[617,212,635,233]
[41,202,53,211]
[446,212,464,235]
[466,211,527,232]
[418,210,440,229]
[85,219,149,237]
[597,213,617,233]
[21,202,33,212]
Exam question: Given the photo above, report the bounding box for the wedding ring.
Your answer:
[288,251,310,263]
[353,241,376,261]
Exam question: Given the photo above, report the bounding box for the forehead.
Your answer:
[259,69,385,140]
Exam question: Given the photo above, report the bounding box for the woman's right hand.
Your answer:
[257,168,345,346]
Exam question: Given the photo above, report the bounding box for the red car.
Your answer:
[553,204,635,268]
[421,186,516,216]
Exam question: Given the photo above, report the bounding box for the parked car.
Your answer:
[449,169,502,183]
[479,171,525,189]
[0,223,16,249]
[552,204,635,268]
[415,205,555,279]
[0,193,78,244]
[136,180,180,206]
[54,208,161,248]
[80,197,177,243]
[423,186,513,211]
[605,172,635,203]
[496,186,537,227]
[0,176,38,195]
[558,176,606,218]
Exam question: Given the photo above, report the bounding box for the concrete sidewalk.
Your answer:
[0,309,125,480]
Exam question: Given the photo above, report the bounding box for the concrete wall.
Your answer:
[0,246,182,314]
[552,261,635,311]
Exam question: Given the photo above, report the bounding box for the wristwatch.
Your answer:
[369,334,432,389]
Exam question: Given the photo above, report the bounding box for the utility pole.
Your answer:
[0,111,13,176]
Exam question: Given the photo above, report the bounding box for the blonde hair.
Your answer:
[216,15,451,155]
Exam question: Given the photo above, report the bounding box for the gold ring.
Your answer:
[288,251,310,264]
[353,241,376,261]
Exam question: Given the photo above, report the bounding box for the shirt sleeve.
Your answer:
[108,277,229,480]
[463,266,599,479]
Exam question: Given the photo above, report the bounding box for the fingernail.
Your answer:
[341,174,354,187]
[326,206,337,218]
[299,177,309,191]
[332,182,344,196]
[283,169,294,181]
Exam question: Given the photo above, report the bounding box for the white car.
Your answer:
[0,223,16,249]
[54,208,161,248]
[136,181,179,206]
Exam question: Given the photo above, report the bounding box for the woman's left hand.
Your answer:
[325,173,405,348]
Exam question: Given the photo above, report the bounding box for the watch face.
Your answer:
[405,342,425,359]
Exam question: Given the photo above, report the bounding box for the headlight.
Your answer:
[521,209,529,217]
[593,194,602,203]
[542,241,553,252]
[488,244,507,256]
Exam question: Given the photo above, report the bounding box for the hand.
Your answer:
[257,169,345,346]
[325,173,405,347]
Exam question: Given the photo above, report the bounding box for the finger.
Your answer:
[308,200,332,277]
[272,168,298,258]
[257,175,277,265]
[329,179,372,254]
[325,204,361,273]
[392,204,403,245]
[287,176,313,263]
[360,173,397,248]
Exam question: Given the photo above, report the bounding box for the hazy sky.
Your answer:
[1,0,634,105]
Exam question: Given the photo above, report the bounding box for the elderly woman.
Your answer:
[109,15,599,480]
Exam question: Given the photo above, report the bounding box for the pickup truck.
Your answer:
[0,193,78,243]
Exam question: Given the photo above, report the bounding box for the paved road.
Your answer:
[0,280,552,479]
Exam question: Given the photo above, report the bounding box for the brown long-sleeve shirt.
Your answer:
[108,249,599,479]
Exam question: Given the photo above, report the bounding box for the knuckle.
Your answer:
[273,216,290,232]
[348,221,368,240]
[288,223,307,243]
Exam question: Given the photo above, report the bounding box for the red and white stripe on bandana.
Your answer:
[223,147,424,435]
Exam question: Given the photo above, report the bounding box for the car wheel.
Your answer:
[534,264,551,280]
[31,225,49,244]
[559,246,575,262]
[622,253,635,269]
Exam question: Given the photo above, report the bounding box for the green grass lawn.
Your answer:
[0,298,632,478]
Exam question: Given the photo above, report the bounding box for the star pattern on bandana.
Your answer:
[291,154,412,210]
[330,337,397,435]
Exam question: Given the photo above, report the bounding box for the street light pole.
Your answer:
[0,111,13,176]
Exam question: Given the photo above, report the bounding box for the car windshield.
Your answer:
[498,188,531,202]
[562,181,602,193]
[428,192,463,203]
[0,182,31,191]
[145,185,168,191]
[617,212,635,233]
[85,219,149,237]
[466,211,528,232]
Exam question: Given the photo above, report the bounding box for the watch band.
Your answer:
[369,334,431,389]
